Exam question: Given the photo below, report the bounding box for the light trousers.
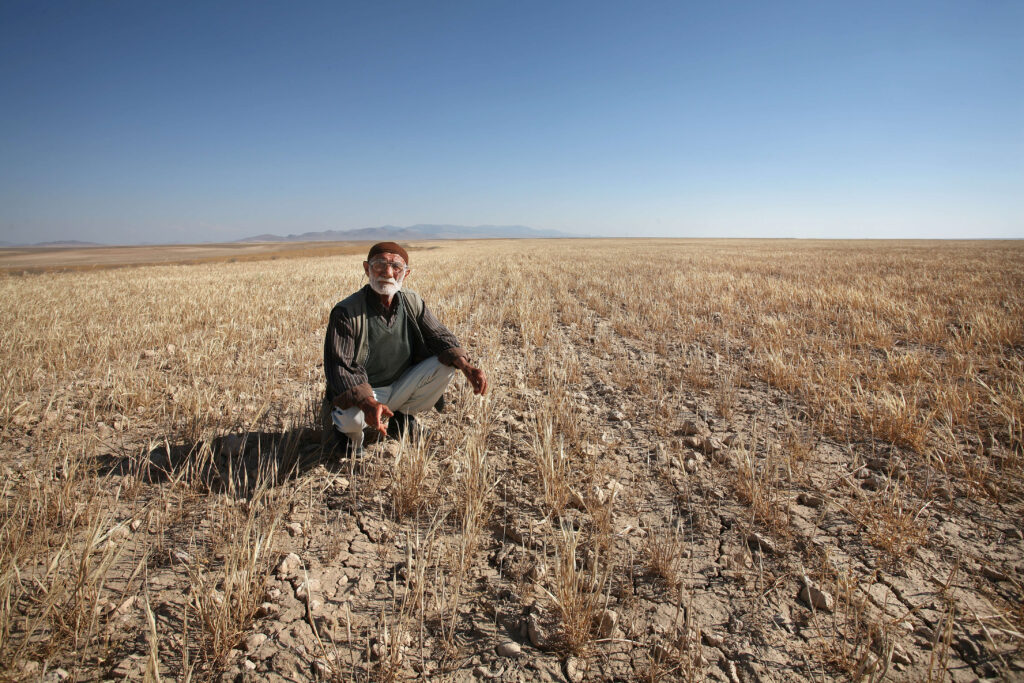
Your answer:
[331,356,456,447]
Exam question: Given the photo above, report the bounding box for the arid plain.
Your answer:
[1,239,1022,682]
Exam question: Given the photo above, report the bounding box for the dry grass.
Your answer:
[1,238,1022,679]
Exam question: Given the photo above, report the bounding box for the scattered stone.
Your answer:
[701,437,724,454]
[112,595,136,617]
[244,633,267,652]
[679,420,708,437]
[312,659,332,677]
[956,635,982,662]
[890,644,913,666]
[276,553,301,577]
[652,642,673,663]
[1005,527,1023,541]
[285,522,303,537]
[609,410,626,422]
[527,613,549,649]
[934,486,953,502]
[256,602,279,618]
[243,659,257,671]
[796,493,824,508]
[799,582,835,613]
[745,531,777,554]
[684,458,699,474]
[294,578,321,602]
[982,565,1010,582]
[266,587,282,601]
[683,436,703,450]
[496,641,522,658]
[722,433,738,446]
[703,632,724,648]
[130,518,142,531]
[564,656,585,683]
[594,608,618,637]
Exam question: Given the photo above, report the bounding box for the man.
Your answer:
[323,242,488,453]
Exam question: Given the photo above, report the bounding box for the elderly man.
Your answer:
[324,242,488,453]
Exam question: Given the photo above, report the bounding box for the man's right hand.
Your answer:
[360,398,394,434]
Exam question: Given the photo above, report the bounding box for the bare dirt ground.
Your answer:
[1,239,1022,681]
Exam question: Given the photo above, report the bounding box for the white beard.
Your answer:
[369,274,403,297]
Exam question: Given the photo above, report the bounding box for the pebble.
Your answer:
[285,522,303,537]
[796,493,824,508]
[703,632,724,648]
[798,583,835,613]
[745,531,777,554]
[1005,527,1023,540]
[527,613,548,649]
[244,633,267,652]
[595,609,618,637]
[277,553,301,577]
[564,656,585,683]
[496,641,522,658]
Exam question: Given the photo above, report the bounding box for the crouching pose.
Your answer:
[323,242,488,453]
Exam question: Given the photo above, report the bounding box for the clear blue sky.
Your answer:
[1,1,1021,244]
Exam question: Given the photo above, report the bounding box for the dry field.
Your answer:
[1,238,1022,682]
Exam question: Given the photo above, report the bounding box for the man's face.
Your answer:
[364,253,410,297]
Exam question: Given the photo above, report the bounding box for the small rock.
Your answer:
[891,644,913,666]
[684,458,699,474]
[982,565,1010,582]
[243,659,257,671]
[609,410,626,422]
[565,656,585,683]
[496,641,522,658]
[312,659,332,677]
[1004,527,1023,540]
[796,493,824,508]
[527,613,549,649]
[295,578,321,602]
[285,522,303,537]
[934,486,953,502]
[956,635,982,662]
[595,609,618,637]
[799,583,835,613]
[130,519,142,531]
[701,437,724,453]
[703,632,724,648]
[256,602,279,617]
[277,553,301,577]
[266,587,282,601]
[244,633,267,652]
[652,642,673,663]
[683,435,703,450]
[745,531,777,554]
[679,420,708,437]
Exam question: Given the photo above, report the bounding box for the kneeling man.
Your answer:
[324,242,488,453]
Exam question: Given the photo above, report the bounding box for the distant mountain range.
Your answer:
[236,224,579,242]
[0,224,581,248]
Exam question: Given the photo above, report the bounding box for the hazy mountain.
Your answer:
[236,224,579,243]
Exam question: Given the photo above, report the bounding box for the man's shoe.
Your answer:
[387,412,429,442]
[332,430,364,458]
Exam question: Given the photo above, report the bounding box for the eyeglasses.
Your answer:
[368,258,408,274]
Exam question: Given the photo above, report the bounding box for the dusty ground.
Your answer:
[1,239,1022,681]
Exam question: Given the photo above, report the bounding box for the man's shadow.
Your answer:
[98,427,346,498]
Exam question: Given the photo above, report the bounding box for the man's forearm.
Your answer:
[331,382,375,410]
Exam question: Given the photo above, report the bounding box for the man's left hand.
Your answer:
[463,366,488,395]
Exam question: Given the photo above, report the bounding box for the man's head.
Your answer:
[364,242,410,297]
